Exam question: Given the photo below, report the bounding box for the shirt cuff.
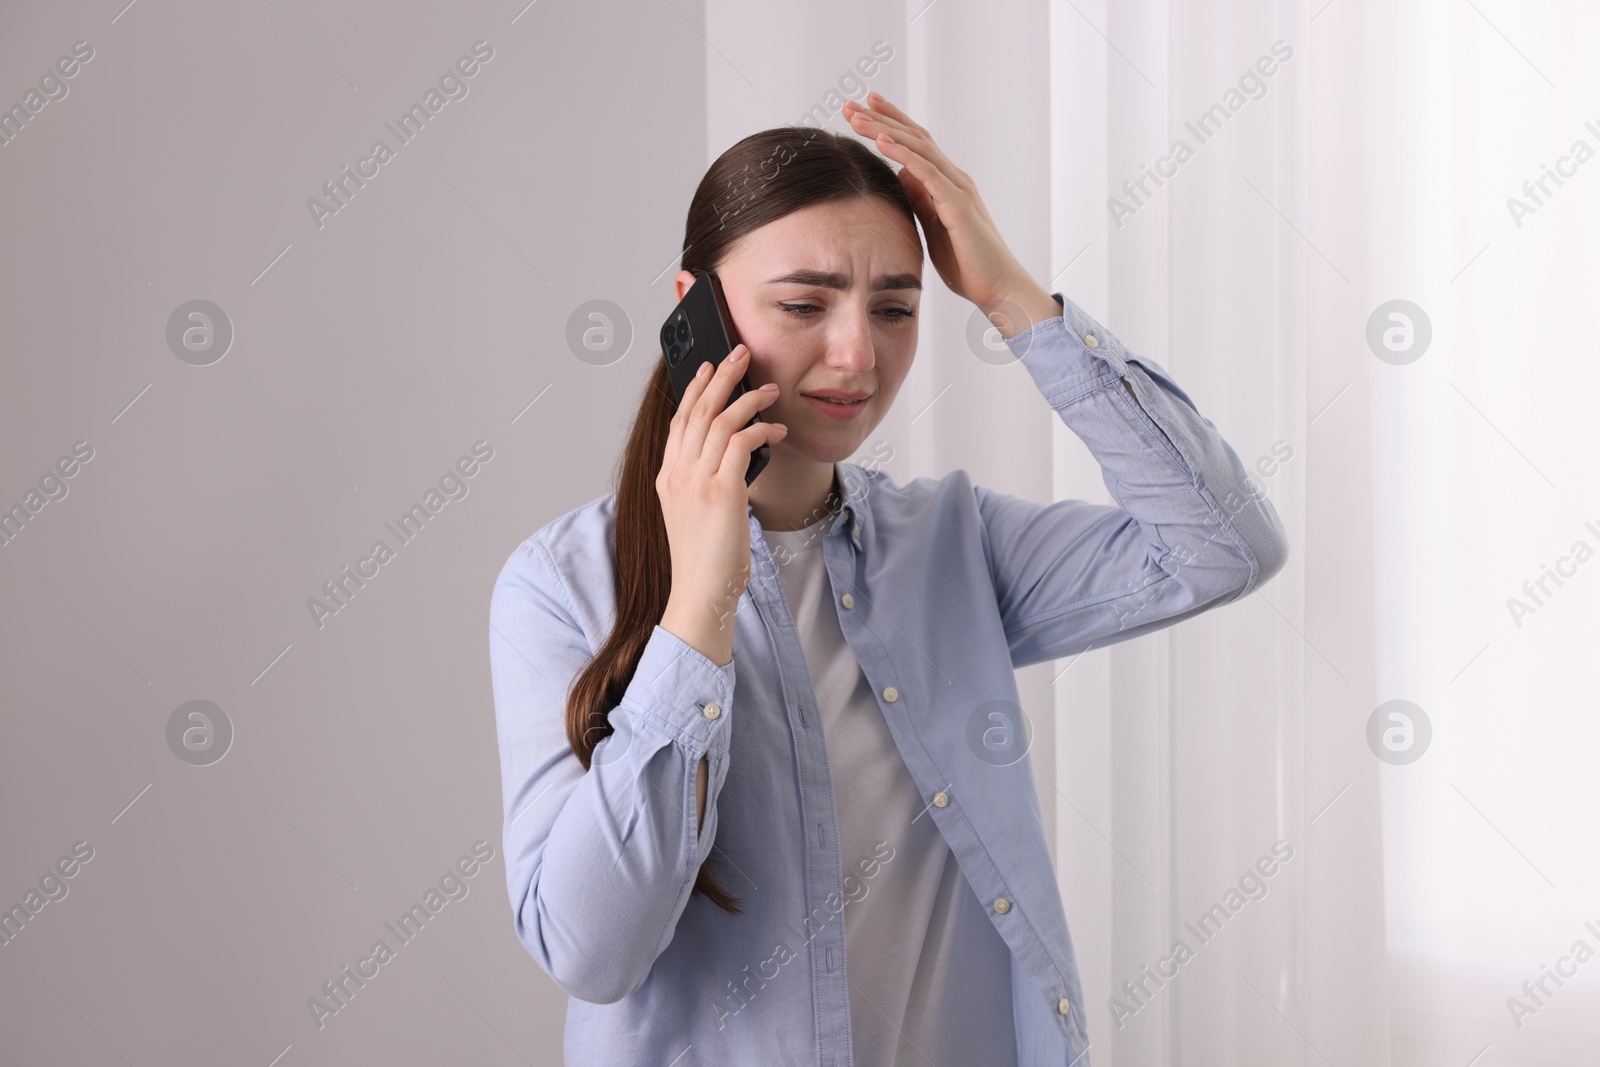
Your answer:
[620,624,736,759]
[1004,291,1130,408]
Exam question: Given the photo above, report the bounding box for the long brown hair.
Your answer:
[563,124,921,914]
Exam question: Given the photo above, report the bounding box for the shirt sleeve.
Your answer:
[489,534,738,1004]
[978,291,1291,669]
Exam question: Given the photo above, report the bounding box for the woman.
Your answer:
[490,91,1289,1066]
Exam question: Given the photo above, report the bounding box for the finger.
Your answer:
[875,133,967,220]
[696,382,780,478]
[688,345,752,442]
[863,91,929,138]
[845,101,916,140]
[846,92,924,135]
[718,419,788,484]
[680,345,749,465]
[663,360,714,469]
[849,92,943,161]
[845,103,920,146]
[847,107,970,194]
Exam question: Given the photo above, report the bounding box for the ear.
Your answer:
[674,269,697,302]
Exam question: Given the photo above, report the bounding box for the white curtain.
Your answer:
[704,1,1597,1064]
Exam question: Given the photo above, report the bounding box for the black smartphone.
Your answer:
[660,271,771,486]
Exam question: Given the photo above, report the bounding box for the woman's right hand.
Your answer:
[656,343,786,665]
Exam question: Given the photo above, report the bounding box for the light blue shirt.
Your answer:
[489,291,1290,1066]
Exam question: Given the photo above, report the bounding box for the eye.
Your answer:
[776,303,916,321]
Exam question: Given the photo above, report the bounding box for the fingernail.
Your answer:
[760,382,778,391]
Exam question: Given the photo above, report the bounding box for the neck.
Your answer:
[748,445,842,531]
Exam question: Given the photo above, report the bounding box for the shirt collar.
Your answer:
[745,461,867,553]
[833,461,867,551]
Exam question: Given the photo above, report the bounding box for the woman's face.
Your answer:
[674,196,923,463]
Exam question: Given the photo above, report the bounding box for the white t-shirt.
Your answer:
[761,507,1019,1067]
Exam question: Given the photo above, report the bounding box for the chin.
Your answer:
[776,434,863,464]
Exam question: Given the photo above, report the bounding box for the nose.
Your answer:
[825,309,875,374]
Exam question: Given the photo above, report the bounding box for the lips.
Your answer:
[803,392,870,419]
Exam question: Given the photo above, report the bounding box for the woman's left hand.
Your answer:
[844,91,1058,333]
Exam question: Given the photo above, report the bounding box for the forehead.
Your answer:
[721,197,922,280]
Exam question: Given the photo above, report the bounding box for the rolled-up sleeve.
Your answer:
[489,534,737,1004]
[979,291,1290,668]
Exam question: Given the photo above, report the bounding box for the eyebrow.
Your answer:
[763,269,922,293]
